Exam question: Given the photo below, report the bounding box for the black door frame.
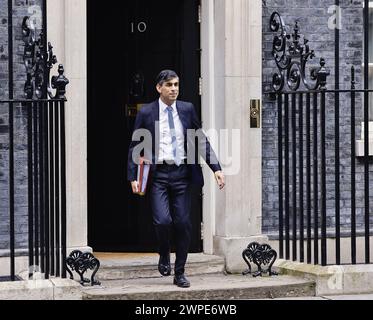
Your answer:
[87,1,203,253]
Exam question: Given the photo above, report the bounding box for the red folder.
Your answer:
[137,157,151,196]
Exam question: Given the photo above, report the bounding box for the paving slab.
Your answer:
[82,274,315,300]
[258,293,373,300]
[322,294,373,300]
[275,259,373,295]
[268,296,328,300]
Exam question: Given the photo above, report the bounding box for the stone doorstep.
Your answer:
[96,253,225,267]
[82,274,316,300]
[0,278,82,300]
[96,253,225,281]
[275,259,373,296]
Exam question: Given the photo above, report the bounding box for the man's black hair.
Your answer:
[156,70,179,86]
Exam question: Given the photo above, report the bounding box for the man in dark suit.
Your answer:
[128,70,225,288]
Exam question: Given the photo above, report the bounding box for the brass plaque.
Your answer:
[250,99,261,129]
[125,103,144,117]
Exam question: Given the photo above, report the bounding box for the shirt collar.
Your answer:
[159,98,176,113]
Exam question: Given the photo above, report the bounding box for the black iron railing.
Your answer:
[268,11,372,266]
[0,98,67,280]
[272,84,373,266]
[1,0,68,281]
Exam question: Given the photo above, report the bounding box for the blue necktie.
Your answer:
[166,106,181,166]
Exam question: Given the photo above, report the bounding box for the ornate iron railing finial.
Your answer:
[270,12,330,92]
[22,16,69,100]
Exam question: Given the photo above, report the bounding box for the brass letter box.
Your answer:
[250,99,261,129]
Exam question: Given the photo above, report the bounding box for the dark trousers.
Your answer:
[151,164,191,276]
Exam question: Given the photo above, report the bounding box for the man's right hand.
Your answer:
[131,181,140,194]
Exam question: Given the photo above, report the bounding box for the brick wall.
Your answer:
[262,0,373,237]
[0,0,42,251]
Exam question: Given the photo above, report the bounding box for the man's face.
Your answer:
[156,77,179,105]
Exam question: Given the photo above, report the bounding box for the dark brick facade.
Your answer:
[0,0,371,251]
[0,0,42,251]
[262,0,373,237]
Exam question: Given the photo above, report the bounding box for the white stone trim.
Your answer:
[210,0,264,271]
[47,0,88,249]
[201,0,216,254]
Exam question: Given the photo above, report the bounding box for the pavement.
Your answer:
[82,273,315,300]
[2,252,372,300]
[79,253,373,300]
[82,273,373,300]
[270,294,373,300]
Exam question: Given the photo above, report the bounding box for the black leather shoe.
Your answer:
[173,274,190,288]
[158,254,171,276]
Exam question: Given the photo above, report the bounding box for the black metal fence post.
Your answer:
[292,93,297,261]
[284,93,290,260]
[54,100,61,277]
[39,100,45,274]
[34,101,40,268]
[60,100,67,279]
[299,93,304,263]
[27,101,35,272]
[313,92,319,265]
[49,100,55,276]
[8,0,16,282]
[306,93,312,264]
[334,0,341,267]
[320,89,327,266]
[351,67,357,265]
[44,100,50,280]
[364,0,370,264]
[278,94,284,259]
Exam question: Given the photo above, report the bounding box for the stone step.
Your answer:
[82,274,316,300]
[94,253,225,281]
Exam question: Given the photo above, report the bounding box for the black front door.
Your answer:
[87,1,202,252]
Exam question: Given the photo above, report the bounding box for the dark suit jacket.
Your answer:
[127,100,221,186]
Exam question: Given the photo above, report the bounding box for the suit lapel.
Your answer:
[152,100,160,124]
[176,101,188,135]
[152,101,160,163]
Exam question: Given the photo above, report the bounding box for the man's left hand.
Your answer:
[215,171,225,190]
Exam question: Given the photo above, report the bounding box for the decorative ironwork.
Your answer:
[66,250,101,286]
[242,242,278,277]
[22,16,69,99]
[270,12,330,92]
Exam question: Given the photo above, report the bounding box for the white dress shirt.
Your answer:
[158,99,186,162]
